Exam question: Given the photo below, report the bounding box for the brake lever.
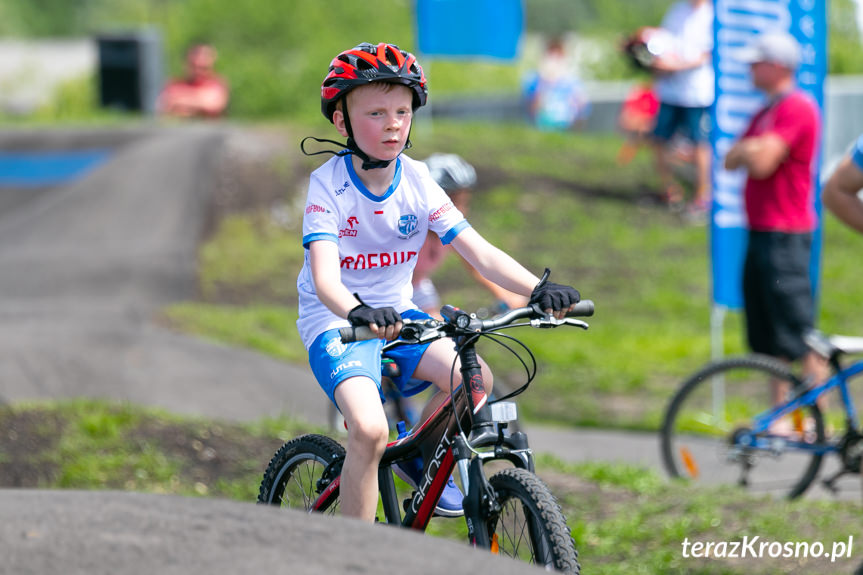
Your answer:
[530,317,589,330]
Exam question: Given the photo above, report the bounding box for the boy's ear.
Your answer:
[332,109,349,138]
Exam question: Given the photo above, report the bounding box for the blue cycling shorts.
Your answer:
[308,308,434,409]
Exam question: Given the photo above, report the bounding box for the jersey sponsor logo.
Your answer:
[429,202,454,223]
[398,214,419,239]
[339,216,359,238]
[340,251,417,270]
[334,180,350,196]
[331,360,361,379]
[325,337,347,358]
[305,204,328,214]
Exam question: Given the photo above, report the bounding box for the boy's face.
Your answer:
[334,83,413,164]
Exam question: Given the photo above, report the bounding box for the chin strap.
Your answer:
[301,97,413,171]
[300,136,412,170]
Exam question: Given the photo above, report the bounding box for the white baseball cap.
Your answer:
[736,31,801,70]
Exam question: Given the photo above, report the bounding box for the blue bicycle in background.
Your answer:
[661,330,863,499]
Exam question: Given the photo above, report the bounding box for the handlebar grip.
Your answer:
[566,299,594,317]
[338,325,375,343]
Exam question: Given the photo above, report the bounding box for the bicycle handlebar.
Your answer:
[339,300,594,344]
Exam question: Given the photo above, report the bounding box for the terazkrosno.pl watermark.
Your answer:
[681,536,854,563]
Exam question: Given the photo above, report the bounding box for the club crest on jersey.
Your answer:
[397,214,419,239]
[325,336,347,358]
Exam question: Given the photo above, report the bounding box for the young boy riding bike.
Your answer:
[297,42,581,522]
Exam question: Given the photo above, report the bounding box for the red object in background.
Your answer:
[619,84,660,133]
[159,44,230,119]
[616,83,660,166]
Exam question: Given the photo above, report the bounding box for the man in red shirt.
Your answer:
[159,44,229,118]
[724,31,828,421]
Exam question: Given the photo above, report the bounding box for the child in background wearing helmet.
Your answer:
[297,42,581,522]
[413,154,526,318]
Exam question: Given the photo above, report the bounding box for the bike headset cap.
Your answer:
[313,42,428,170]
[424,153,477,192]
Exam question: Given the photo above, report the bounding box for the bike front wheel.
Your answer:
[486,468,580,574]
[257,433,344,514]
[661,355,825,499]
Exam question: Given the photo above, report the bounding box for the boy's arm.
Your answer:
[823,155,863,234]
[308,240,401,340]
[456,253,528,310]
[450,228,578,319]
[450,228,540,295]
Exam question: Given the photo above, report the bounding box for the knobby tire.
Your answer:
[257,433,344,512]
[486,468,580,574]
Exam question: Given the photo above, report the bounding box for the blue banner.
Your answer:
[415,0,524,60]
[710,0,827,309]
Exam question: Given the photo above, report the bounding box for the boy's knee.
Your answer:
[348,417,389,453]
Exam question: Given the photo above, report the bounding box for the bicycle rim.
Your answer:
[661,356,825,498]
[486,468,579,574]
[258,434,344,514]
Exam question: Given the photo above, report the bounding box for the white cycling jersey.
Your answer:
[297,154,469,348]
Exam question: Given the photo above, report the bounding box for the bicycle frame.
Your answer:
[739,357,863,456]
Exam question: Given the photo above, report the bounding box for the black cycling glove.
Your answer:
[529,269,581,312]
[347,294,402,328]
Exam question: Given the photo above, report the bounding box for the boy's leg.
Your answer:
[334,375,390,521]
[411,338,494,424]
[400,338,494,517]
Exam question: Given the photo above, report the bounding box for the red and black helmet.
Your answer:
[321,42,428,123]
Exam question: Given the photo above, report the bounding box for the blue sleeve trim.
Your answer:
[302,232,338,249]
[440,220,471,245]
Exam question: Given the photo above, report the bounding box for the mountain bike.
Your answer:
[660,329,863,499]
[258,299,594,573]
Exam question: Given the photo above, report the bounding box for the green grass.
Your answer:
[165,120,863,431]
[164,303,305,364]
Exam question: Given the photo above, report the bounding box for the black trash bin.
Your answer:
[97,30,162,114]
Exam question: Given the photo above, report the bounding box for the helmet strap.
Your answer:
[341,101,392,170]
[302,98,412,171]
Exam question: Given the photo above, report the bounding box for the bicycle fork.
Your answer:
[454,433,499,549]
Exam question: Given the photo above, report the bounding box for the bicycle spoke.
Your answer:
[498,499,533,562]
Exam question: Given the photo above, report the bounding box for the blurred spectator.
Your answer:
[159,44,229,118]
[649,0,714,220]
[616,81,660,165]
[724,31,828,423]
[823,133,863,234]
[522,36,590,131]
